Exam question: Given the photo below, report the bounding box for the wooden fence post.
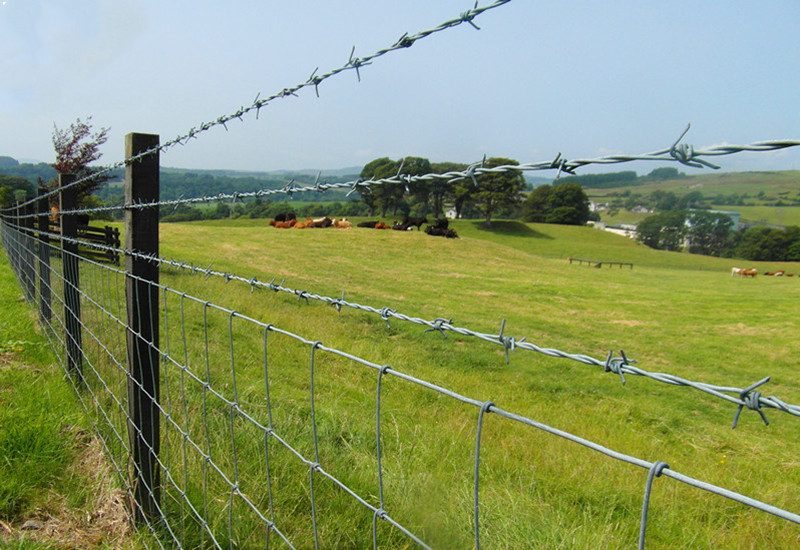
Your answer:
[59,174,84,380]
[37,189,52,323]
[124,133,161,523]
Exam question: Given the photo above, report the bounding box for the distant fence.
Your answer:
[568,257,634,269]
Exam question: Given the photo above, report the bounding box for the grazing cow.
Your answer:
[401,216,428,230]
[731,267,742,277]
[739,269,758,278]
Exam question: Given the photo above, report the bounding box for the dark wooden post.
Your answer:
[37,189,52,323]
[60,174,83,380]
[124,133,161,523]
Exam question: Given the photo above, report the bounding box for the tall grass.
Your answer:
[145,218,800,548]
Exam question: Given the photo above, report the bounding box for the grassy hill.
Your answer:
[586,170,800,226]
[3,218,800,548]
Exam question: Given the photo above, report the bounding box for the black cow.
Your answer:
[401,216,428,230]
[274,212,296,222]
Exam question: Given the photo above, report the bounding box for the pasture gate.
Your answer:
[2,2,800,548]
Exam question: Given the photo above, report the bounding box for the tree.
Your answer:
[430,161,466,217]
[636,211,687,251]
[0,174,36,208]
[472,157,525,227]
[685,211,734,256]
[521,184,552,222]
[44,116,111,204]
[521,181,590,225]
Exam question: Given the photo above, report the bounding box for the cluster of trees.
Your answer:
[520,182,592,225]
[636,210,800,261]
[0,173,36,208]
[357,156,526,226]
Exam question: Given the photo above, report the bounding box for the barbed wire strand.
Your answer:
[21,127,800,220]
[1,0,511,215]
[5,217,799,429]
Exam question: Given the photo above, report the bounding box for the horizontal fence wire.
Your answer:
[2,217,799,550]
[14,125,800,221]
[0,0,511,216]
[6,216,800,430]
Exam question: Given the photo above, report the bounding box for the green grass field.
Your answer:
[152,218,800,548]
[3,217,800,548]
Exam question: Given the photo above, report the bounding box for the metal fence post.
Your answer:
[22,201,37,302]
[37,189,52,323]
[124,132,161,523]
[59,174,83,380]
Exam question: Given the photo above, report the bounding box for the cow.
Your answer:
[400,216,428,230]
[333,218,352,229]
[424,225,459,238]
[739,269,758,278]
[731,267,742,277]
[357,221,380,228]
[274,212,296,222]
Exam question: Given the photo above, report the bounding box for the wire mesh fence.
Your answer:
[3,200,800,548]
[2,1,800,547]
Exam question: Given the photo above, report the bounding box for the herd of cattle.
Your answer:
[731,267,795,278]
[268,214,459,238]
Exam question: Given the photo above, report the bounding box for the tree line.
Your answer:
[636,210,800,261]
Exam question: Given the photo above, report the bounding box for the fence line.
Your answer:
[6,214,799,431]
[2,218,799,550]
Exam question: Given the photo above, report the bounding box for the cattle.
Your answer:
[392,221,413,231]
[374,222,391,229]
[357,221,379,228]
[731,267,742,277]
[333,218,352,229]
[739,269,758,278]
[269,218,296,228]
[400,216,428,230]
[274,212,296,222]
[424,225,459,239]
[303,216,333,228]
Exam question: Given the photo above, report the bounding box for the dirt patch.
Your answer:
[1,428,136,549]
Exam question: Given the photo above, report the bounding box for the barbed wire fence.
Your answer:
[2,0,800,548]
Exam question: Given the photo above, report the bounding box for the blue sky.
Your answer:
[1,0,799,176]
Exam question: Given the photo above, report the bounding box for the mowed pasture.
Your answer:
[146,217,800,548]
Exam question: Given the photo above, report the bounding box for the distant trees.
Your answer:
[521,181,591,225]
[636,211,687,251]
[0,174,36,208]
[358,156,524,224]
[732,226,800,261]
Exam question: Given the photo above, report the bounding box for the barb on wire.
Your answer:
[0,0,511,215]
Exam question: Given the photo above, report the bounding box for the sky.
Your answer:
[1,0,799,177]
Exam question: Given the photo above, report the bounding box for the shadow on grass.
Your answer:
[470,220,553,239]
